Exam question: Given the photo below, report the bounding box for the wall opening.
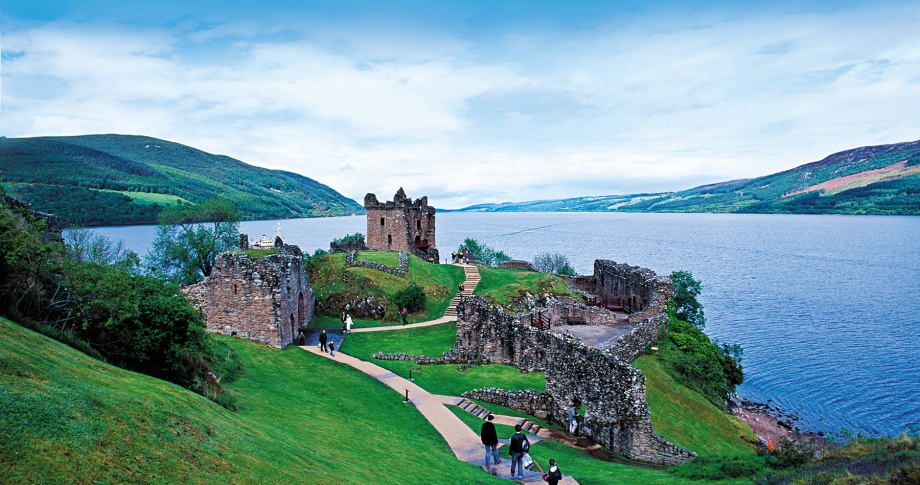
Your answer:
[416,220,421,230]
[387,234,392,247]
[380,217,385,226]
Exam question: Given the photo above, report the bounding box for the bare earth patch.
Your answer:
[784,160,920,197]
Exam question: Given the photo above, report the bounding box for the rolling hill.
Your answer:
[454,140,920,215]
[0,134,365,226]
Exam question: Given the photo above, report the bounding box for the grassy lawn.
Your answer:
[340,322,546,397]
[354,250,400,267]
[474,266,576,309]
[634,353,758,458]
[98,188,188,205]
[0,318,506,485]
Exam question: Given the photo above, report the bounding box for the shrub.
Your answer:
[457,238,511,266]
[671,454,766,480]
[393,283,426,313]
[533,252,577,276]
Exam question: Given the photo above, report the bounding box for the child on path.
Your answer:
[329,340,335,357]
[545,459,562,485]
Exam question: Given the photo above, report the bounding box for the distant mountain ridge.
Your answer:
[0,134,365,226]
[453,140,920,215]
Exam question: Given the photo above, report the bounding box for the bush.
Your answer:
[457,238,511,266]
[533,252,577,276]
[393,283,426,313]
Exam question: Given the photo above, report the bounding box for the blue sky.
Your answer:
[2,1,919,208]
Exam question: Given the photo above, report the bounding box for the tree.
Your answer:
[670,270,705,329]
[458,238,511,266]
[145,198,240,284]
[533,252,577,276]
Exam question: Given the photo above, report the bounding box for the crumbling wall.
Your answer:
[453,297,694,466]
[344,251,409,278]
[496,260,537,271]
[593,260,671,323]
[183,245,314,348]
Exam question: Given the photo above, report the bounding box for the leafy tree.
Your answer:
[67,228,140,273]
[393,283,426,313]
[670,270,705,328]
[533,252,577,276]
[146,198,240,284]
[458,238,511,266]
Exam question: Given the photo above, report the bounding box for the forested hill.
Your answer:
[454,140,920,215]
[0,134,365,226]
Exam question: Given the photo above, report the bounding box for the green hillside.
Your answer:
[0,317,505,484]
[0,134,365,226]
[454,140,920,215]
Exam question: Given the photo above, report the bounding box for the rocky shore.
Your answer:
[728,394,813,448]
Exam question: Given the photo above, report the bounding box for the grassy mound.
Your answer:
[0,317,505,484]
[309,252,465,324]
[474,266,577,310]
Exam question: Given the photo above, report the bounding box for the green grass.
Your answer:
[340,323,546,397]
[311,252,465,324]
[634,353,758,457]
[447,403,752,485]
[241,248,279,257]
[354,250,400,267]
[474,266,576,309]
[0,317,506,484]
[98,188,188,205]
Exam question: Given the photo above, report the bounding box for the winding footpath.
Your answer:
[301,263,579,484]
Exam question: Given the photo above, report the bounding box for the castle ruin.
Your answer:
[364,188,439,262]
[184,236,315,349]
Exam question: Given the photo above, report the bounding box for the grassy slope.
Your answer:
[0,134,364,226]
[474,267,577,310]
[0,318,505,485]
[635,354,758,458]
[310,252,465,325]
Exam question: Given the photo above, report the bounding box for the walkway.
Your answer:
[350,263,480,333]
[301,263,579,483]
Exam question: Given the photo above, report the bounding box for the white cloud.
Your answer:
[2,3,920,209]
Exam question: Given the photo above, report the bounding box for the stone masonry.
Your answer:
[184,244,315,349]
[364,188,439,262]
[453,297,694,466]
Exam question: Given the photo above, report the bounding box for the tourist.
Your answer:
[297,330,305,345]
[568,403,578,435]
[319,329,328,352]
[451,251,457,263]
[480,414,500,467]
[345,314,353,333]
[459,282,465,295]
[545,459,562,485]
[340,310,347,331]
[401,306,408,325]
[509,424,529,479]
[329,340,335,357]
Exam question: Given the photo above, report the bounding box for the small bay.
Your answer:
[84,212,920,436]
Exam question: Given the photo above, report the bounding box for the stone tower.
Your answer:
[364,188,440,262]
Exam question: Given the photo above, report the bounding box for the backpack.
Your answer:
[522,436,530,452]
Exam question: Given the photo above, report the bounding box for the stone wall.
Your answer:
[364,188,439,261]
[183,245,314,348]
[330,237,369,254]
[452,297,694,466]
[496,260,536,271]
[463,388,553,420]
[593,260,671,322]
[344,251,409,278]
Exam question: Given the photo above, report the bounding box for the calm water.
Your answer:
[85,212,920,436]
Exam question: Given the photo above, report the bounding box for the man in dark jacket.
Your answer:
[508,424,529,479]
[480,414,500,467]
[319,329,328,352]
[545,458,562,485]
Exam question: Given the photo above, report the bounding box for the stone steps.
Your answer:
[443,264,481,319]
[458,398,493,419]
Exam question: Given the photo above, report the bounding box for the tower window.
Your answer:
[417,220,421,230]
[380,218,385,226]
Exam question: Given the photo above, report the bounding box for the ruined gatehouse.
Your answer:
[364,188,439,262]
[184,235,315,349]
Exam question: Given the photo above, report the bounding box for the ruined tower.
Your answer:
[364,188,440,262]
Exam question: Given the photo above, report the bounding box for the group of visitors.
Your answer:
[451,248,471,264]
[340,310,353,334]
[480,415,563,483]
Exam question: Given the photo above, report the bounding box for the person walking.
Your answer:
[319,329,328,352]
[509,424,529,480]
[329,340,335,357]
[480,414,500,468]
[568,403,578,435]
[401,306,408,325]
[545,459,562,485]
[345,314,353,334]
[297,330,305,345]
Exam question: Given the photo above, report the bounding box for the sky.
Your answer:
[2,0,919,209]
